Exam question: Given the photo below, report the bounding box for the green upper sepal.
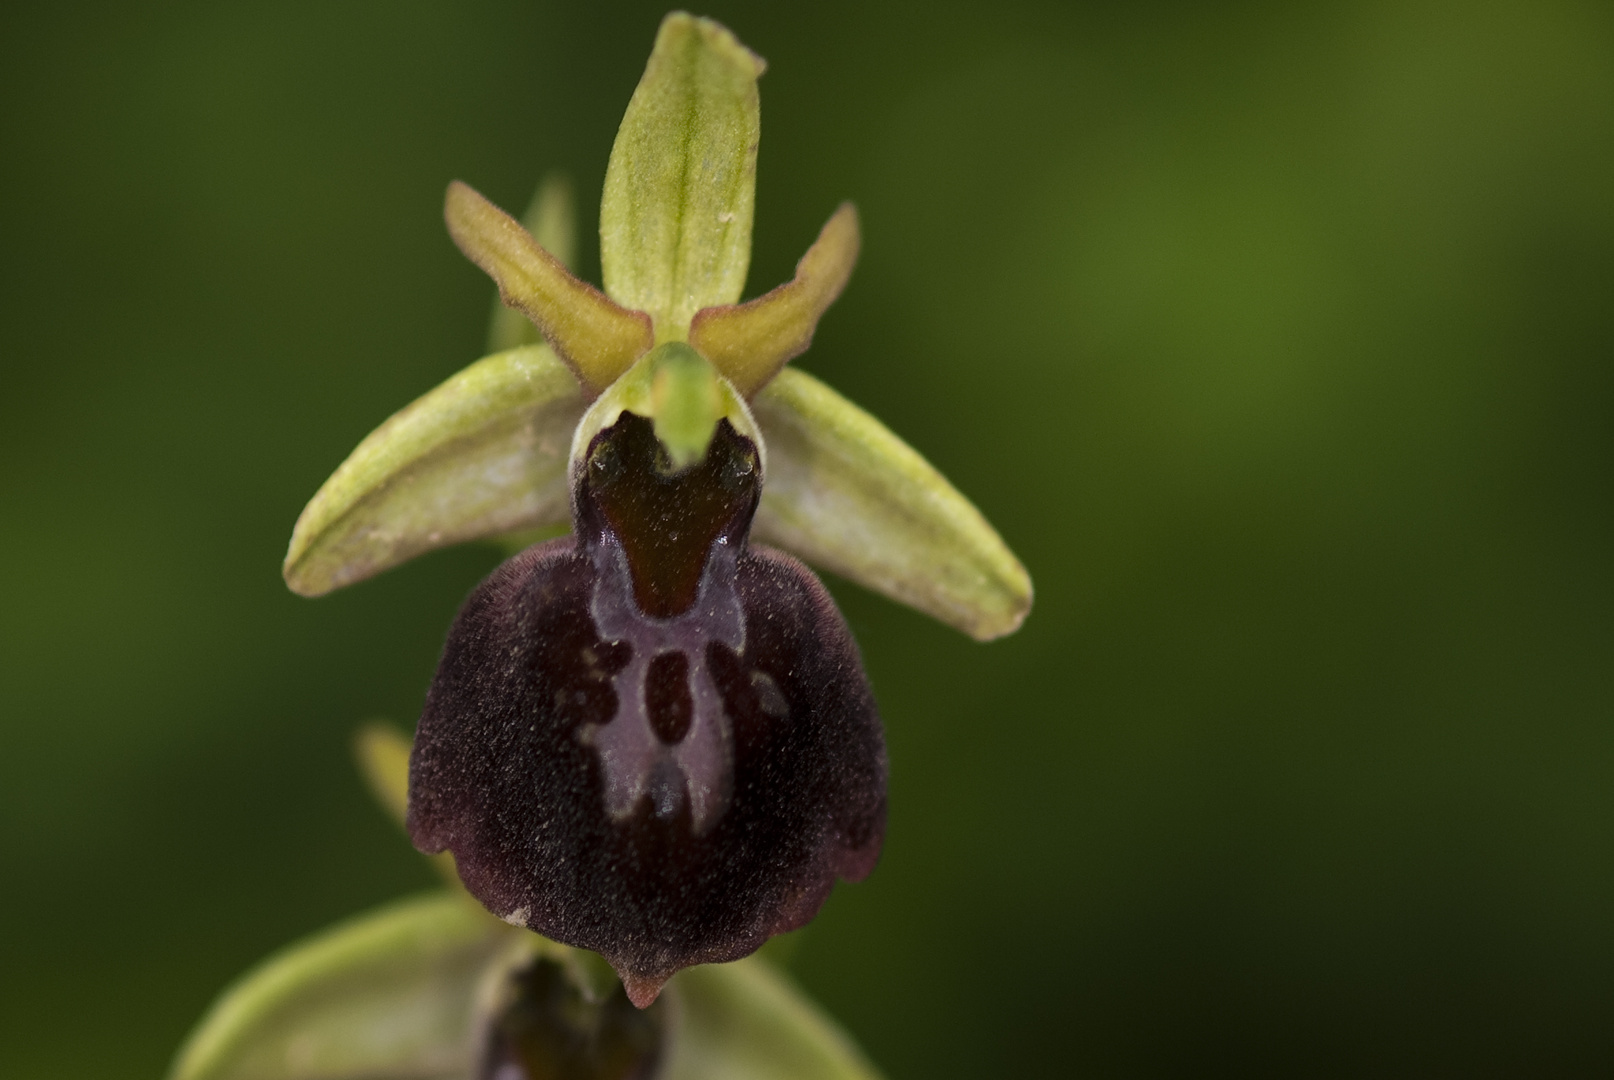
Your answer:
[167,891,886,1080]
[600,12,764,336]
[281,345,582,597]
[752,368,1032,641]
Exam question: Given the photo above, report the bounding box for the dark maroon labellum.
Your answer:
[408,414,887,1006]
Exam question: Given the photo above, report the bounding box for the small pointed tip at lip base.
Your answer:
[619,970,671,1009]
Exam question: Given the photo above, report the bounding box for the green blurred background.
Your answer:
[4,0,1613,1075]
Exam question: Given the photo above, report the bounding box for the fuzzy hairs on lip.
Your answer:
[408,414,887,1007]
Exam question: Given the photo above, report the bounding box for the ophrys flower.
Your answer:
[283,12,1031,1007]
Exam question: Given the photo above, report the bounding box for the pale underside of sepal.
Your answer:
[690,202,861,398]
[752,368,1033,642]
[600,12,764,337]
[167,890,885,1080]
[282,345,582,598]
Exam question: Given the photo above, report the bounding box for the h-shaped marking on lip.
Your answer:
[584,536,745,835]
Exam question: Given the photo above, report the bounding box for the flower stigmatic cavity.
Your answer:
[282,11,1032,1009]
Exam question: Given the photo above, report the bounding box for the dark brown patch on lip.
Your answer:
[644,651,694,745]
[583,415,758,618]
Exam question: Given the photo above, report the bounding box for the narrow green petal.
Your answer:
[283,345,583,598]
[751,368,1032,641]
[690,203,861,397]
[487,173,577,354]
[662,958,885,1080]
[446,181,652,391]
[167,893,513,1080]
[600,13,764,336]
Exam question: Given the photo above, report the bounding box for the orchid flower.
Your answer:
[281,12,1031,1009]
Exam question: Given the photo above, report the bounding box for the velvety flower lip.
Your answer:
[280,10,1032,1009]
[408,410,886,1006]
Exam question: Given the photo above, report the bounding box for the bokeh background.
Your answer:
[4,0,1614,1076]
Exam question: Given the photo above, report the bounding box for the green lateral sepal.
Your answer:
[752,368,1032,641]
[283,345,582,597]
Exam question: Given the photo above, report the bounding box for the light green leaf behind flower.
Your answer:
[600,12,764,337]
[662,959,884,1080]
[168,893,513,1080]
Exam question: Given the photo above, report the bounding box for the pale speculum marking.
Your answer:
[583,534,744,835]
